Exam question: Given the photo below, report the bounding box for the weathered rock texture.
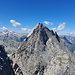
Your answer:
[0,45,14,75]
[11,23,75,75]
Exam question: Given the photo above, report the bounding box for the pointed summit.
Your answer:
[36,22,43,28]
[27,23,43,37]
[27,23,60,44]
[19,23,61,53]
[11,23,75,75]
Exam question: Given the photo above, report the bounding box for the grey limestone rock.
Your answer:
[11,23,75,75]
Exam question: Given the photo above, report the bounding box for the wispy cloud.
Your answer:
[52,22,66,32]
[0,26,8,31]
[21,28,27,31]
[10,20,21,27]
[2,26,7,30]
[68,32,74,35]
[57,22,66,31]
[44,21,53,25]
[51,28,57,31]
[21,27,31,33]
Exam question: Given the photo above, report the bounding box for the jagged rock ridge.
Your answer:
[11,23,75,75]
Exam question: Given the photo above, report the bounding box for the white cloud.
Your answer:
[52,22,66,32]
[57,22,66,31]
[21,28,27,31]
[51,28,57,31]
[44,21,53,25]
[10,20,21,27]
[21,27,31,33]
[68,32,74,35]
[2,26,7,30]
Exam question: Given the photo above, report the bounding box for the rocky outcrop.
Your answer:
[11,23,75,75]
[0,45,14,75]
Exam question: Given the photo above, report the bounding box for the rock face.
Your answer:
[0,45,14,75]
[11,23,75,75]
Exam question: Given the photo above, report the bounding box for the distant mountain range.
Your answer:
[0,29,75,54]
[0,30,27,54]
[60,35,75,52]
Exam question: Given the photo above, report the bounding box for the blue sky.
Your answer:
[0,0,75,35]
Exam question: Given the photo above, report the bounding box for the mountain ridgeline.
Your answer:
[61,35,75,52]
[0,30,27,54]
[10,23,75,75]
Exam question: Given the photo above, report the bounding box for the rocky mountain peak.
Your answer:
[36,22,43,28]
[11,23,75,75]
[25,23,60,50]
[27,22,43,37]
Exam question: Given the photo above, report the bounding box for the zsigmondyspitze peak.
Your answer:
[10,23,75,75]
[27,22,43,37]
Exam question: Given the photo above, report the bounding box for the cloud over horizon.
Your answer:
[57,22,66,31]
[10,20,21,27]
[21,27,31,33]
[52,22,66,32]
[1,26,7,30]
[68,32,74,35]
[44,21,53,25]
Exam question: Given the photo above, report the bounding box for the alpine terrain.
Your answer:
[0,29,27,54]
[61,35,75,52]
[10,23,75,75]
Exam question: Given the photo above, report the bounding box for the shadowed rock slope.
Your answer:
[0,45,14,75]
[11,23,75,75]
